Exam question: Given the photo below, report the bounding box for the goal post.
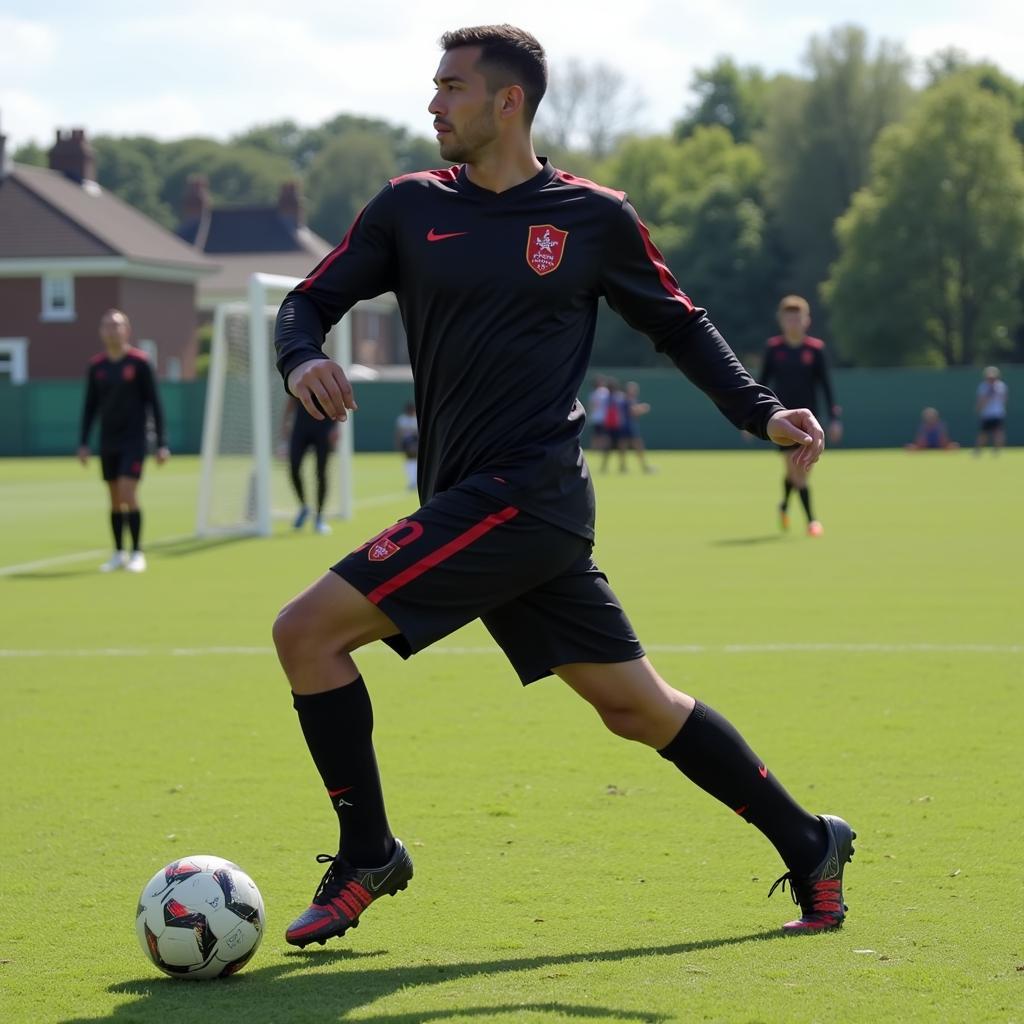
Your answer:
[196,273,393,537]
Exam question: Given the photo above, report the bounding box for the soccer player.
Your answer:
[394,402,419,491]
[974,366,1008,455]
[272,25,854,948]
[759,296,842,536]
[78,309,168,572]
[623,380,656,473]
[282,396,338,534]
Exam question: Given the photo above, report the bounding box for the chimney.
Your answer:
[49,127,96,183]
[182,173,211,223]
[277,180,304,226]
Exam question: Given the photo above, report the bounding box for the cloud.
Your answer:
[0,16,57,74]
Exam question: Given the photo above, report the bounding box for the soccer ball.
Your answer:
[136,855,265,980]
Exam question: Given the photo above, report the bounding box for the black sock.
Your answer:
[798,487,813,522]
[126,509,142,552]
[290,462,306,506]
[292,677,393,866]
[110,511,125,551]
[659,701,826,875]
[781,479,793,510]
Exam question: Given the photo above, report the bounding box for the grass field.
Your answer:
[1,449,1021,1024]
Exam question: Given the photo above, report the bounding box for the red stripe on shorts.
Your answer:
[366,505,520,605]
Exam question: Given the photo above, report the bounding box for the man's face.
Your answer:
[779,309,810,336]
[429,46,501,163]
[100,312,129,352]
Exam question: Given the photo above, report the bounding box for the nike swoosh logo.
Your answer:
[426,229,468,242]
[364,866,397,892]
[758,765,769,779]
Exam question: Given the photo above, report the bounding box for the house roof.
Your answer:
[195,250,329,304]
[0,164,212,273]
[179,206,332,257]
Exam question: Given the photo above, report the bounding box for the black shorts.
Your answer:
[331,484,644,684]
[100,444,145,482]
[290,425,333,462]
[980,417,1005,432]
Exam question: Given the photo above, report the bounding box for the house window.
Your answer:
[41,274,76,322]
[0,339,29,384]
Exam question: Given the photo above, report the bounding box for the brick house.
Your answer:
[177,175,404,366]
[0,128,213,382]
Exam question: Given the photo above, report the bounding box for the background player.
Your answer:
[974,366,1008,455]
[282,396,338,534]
[760,295,842,536]
[78,309,168,572]
[587,375,611,454]
[394,402,419,491]
[622,380,656,473]
[272,25,854,949]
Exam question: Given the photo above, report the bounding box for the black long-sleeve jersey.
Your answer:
[276,160,784,540]
[80,348,166,451]
[759,335,839,422]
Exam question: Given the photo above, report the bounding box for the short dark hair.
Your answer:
[439,24,547,124]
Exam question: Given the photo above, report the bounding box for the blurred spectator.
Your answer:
[974,366,1008,456]
[905,408,959,451]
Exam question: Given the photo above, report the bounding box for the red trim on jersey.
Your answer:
[89,352,106,364]
[127,346,149,360]
[366,505,520,605]
[633,216,694,311]
[768,334,825,350]
[390,166,461,187]
[299,209,366,292]
[553,169,626,202]
[555,169,693,311]
[805,336,825,350]
[767,335,785,348]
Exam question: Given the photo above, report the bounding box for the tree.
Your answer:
[305,129,398,241]
[12,141,46,167]
[158,139,295,224]
[825,78,1024,366]
[92,137,174,228]
[675,58,766,143]
[758,26,912,332]
[537,59,644,159]
[594,127,780,362]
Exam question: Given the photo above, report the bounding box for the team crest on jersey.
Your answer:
[801,350,814,365]
[526,224,568,276]
[122,364,136,381]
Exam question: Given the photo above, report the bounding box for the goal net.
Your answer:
[196,273,393,537]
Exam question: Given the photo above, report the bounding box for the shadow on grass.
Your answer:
[709,534,784,547]
[59,930,781,1024]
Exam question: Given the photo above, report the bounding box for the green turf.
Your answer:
[1,449,1021,1024]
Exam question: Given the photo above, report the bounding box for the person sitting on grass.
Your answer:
[905,408,959,451]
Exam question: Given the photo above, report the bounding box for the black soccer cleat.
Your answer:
[768,814,856,934]
[284,837,413,947]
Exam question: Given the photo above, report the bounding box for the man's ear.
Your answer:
[498,84,526,120]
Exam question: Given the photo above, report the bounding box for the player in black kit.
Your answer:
[272,25,855,946]
[78,309,168,573]
[282,397,338,534]
[760,296,842,536]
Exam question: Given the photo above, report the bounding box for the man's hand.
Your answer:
[156,446,171,466]
[287,358,357,422]
[767,408,825,470]
[77,445,90,466]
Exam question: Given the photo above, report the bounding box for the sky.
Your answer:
[2,0,1024,151]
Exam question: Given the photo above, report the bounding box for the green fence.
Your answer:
[1,365,1018,457]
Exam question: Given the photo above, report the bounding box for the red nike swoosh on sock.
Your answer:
[327,786,354,797]
[758,765,769,779]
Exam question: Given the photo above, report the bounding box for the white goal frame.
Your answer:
[196,273,394,537]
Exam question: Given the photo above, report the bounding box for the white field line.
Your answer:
[0,642,1019,659]
[0,492,412,577]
